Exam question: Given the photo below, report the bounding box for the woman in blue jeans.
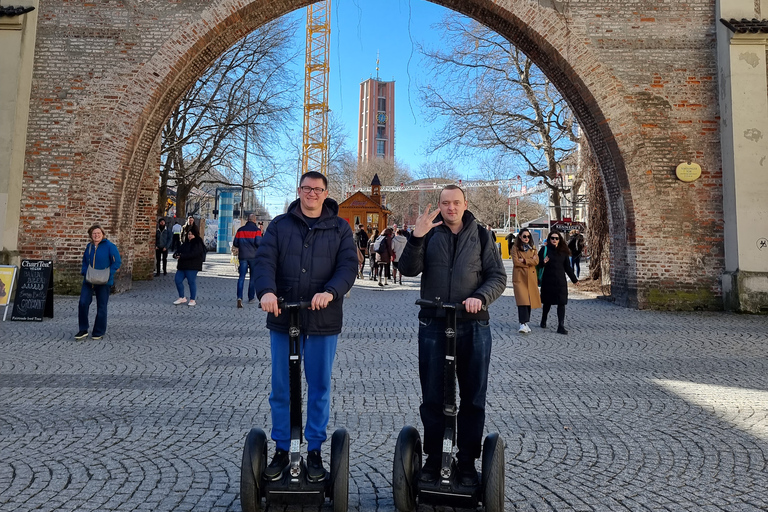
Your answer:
[76,224,121,340]
[172,225,206,306]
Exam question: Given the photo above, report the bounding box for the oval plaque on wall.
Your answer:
[676,162,702,182]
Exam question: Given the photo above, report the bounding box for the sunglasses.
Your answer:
[520,235,530,239]
[549,236,560,240]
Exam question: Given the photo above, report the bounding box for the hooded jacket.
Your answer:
[397,210,507,320]
[156,223,172,250]
[254,197,358,335]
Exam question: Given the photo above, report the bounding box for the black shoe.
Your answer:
[540,320,547,329]
[557,326,568,335]
[306,450,327,482]
[457,458,479,487]
[91,334,104,340]
[419,455,441,483]
[154,273,160,277]
[164,271,167,275]
[74,330,88,340]
[237,298,243,309]
[264,449,289,481]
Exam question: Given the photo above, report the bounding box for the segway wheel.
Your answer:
[330,428,350,512]
[393,425,422,512]
[481,433,505,512]
[241,428,267,512]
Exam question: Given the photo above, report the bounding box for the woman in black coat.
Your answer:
[537,231,578,334]
[172,225,206,306]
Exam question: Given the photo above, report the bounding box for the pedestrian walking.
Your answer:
[254,171,358,483]
[377,227,394,286]
[391,229,408,284]
[75,224,122,340]
[181,216,196,244]
[398,184,507,487]
[511,228,541,333]
[172,225,206,306]
[538,231,579,334]
[155,218,172,276]
[368,228,380,280]
[232,213,262,308]
[171,219,182,251]
[568,230,585,279]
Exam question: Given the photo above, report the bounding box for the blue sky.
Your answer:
[261,0,460,216]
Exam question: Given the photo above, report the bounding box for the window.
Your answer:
[377,140,385,155]
[354,216,361,226]
[378,97,386,112]
[377,126,386,138]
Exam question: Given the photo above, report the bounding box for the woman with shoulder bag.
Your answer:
[173,225,206,306]
[76,224,122,340]
[511,228,541,334]
[537,231,579,334]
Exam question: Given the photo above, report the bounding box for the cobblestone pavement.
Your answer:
[2,253,768,511]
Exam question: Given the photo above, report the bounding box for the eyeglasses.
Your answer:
[299,186,326,194]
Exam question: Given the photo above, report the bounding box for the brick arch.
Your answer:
[110,0,640,304]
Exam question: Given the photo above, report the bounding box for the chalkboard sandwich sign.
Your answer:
[11,260,54,321]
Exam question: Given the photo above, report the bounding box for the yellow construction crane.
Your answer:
[302,1,331,176]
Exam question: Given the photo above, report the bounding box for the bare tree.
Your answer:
[160,18,300,217]
[418,13,579,220]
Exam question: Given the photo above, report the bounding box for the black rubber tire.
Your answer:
[240,428,266,512]
[393,426,422,512]
[330,428,350,512]
[481,433,505,512]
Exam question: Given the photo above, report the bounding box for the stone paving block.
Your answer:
[1,254,767,510]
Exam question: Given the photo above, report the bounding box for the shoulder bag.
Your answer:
[86,244,111,285]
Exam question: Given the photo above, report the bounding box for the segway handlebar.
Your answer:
[259,299,313,310]
[415,298,487,311]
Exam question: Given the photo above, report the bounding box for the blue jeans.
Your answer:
[571,256,581,279]
[78,281,110,336]
[269,330,338,452]
[237,258,257,301]
[175,269,198,300]
[418,317,492,461]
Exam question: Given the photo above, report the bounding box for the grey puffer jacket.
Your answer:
[398,210,507,320]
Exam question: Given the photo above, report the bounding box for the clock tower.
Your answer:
[358,77,395,162]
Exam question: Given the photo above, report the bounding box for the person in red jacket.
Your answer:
[232,213,262,308]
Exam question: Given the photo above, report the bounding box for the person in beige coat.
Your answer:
[512,228,541,333]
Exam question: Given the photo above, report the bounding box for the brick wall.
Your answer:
[21,0,725,309]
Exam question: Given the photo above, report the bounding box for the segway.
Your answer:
[241,300,349,512]
[393,299,505,512]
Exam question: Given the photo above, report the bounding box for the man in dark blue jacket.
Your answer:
[255,171,358,483]
[232,213,262,308]
[398,184,507,487]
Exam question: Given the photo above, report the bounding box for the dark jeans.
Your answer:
[155,248,168,274]
[78,281,110,336]
[418,317,492,461]
[237,258,257,300]
[571,256,581,279]
[518,305,531,324]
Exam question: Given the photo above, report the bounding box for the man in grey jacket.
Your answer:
[398,184,507,487]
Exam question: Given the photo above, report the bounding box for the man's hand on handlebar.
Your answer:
[462,297,484,314]
[260,292,281,317]
[311,292,333,311]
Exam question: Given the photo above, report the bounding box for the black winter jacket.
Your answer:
[398,211,507,320]
[175,238,206,271]
[254,198,358,335]
[537,243,578,305]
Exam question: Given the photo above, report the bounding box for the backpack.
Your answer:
[373,234,386,253]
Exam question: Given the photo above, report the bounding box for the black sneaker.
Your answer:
[557,326,568,335]
[419,455,441,483]
[91,334,104,340]
[74,330,88,340]
[306,450,327,482]
[457,458,479,487]
[264,449,289,481]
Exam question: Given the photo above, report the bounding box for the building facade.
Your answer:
[358,78,394,162]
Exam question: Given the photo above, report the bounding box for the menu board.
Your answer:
[11,260,53,321]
